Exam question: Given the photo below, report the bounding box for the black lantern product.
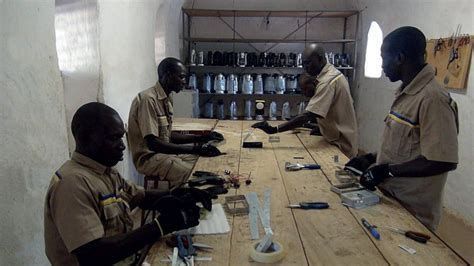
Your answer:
[279,53,287,67]
[206,51,213,66]
[212,51,223,66]
[247,52,258,67]
[259,52,267,67]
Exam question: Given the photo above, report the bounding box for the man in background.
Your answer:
[252,44,359,158]
[128,57,223,190]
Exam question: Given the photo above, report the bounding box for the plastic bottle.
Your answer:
[216,100,225,119]
[229,101,238,120]
[244,100,253,120]
[282,102,291,120]
[269,101,277,120]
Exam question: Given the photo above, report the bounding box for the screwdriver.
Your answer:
[287,202,329,209]
[361,218,380,240]
[386,226,431,243]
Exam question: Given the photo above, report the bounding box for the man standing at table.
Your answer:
[44,102,211,265]
[128,57,223,190]
[346,26,459,230]
[251,44,359,158]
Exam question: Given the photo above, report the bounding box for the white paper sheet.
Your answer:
[178,203,230,235]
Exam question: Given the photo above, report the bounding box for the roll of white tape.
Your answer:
[249,240,286,264]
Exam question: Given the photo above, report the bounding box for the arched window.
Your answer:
[364,21,383,78]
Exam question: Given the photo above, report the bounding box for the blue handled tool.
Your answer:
[288,202,329,209]
[361,218,380,240]
[177,234,196,260]
[285,162,321,171]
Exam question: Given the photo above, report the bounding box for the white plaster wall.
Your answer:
[353,0,474,224]
[97,0,159,182]
[55,0,102,153]
[0,0,69,264]
[155,0,186,63]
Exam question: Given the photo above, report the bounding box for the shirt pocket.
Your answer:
[102,201,124,236]
[386,117,417,157]
[157,116,171,141]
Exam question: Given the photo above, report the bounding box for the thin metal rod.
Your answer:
[264,12,323,53]
[342,17,347,54]
[304,11,308,48]
[353,12,360,84]
[218,16,261,53]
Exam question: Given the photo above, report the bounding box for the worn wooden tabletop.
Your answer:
[145,119,466,265]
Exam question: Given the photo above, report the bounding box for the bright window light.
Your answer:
[364,21,383,78]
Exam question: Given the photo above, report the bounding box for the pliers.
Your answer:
[287,202,329,209]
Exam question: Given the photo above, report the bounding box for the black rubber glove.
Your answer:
[197,143,222,157]
[199,131,224,143]
[251,121,277,134]
[360,164,390,191]
[345,153,376,173]
[171,187,213,211]
[310,126,322,136]
[154,195,200,235]
[204,185,229,199]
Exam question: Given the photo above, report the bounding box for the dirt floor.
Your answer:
[437,208,474,264]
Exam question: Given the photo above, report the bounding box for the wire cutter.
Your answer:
[386,226,431,243]
[287,202,329,209]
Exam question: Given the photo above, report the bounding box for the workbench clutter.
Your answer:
[245,189,286,263]
[331,166,381,209]
[425,26,472,90]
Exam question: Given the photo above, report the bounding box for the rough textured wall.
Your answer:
[353,0,474,224]
[98,0,160,182]
[0,0,69,264]
[55,0,102,153]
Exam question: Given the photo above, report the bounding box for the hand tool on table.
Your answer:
[177,234,196,266]
[335,164,363,176]
[243,128,263,148]
[385,226,431,243]
[361,218,380,240]
[287,202,329,209]
[193,171,219,177]
[188,175,225,187]
[285,162,321,171]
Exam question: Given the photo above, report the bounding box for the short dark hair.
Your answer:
[157,57,184,77]
[71,102,117,142]
[384,26,426,61]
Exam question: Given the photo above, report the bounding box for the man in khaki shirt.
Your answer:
[44,102,211,265]
[252,44,359,158]
[128,57,223,190]
[345,27,458,230]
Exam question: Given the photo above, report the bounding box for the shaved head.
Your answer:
[303,43,327,76]
[303,43,326,59]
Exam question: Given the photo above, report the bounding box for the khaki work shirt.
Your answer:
[128,82,174,170]
[377,65,458,230]
[305,63,359,158]
[44,152,145,265]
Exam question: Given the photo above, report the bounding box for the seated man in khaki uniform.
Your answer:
[44,102,211,265]
[128,57,223,189]
[252,44,359,158]
[345,27,458,230]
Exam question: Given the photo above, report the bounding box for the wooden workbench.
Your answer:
[146,119,466,265]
